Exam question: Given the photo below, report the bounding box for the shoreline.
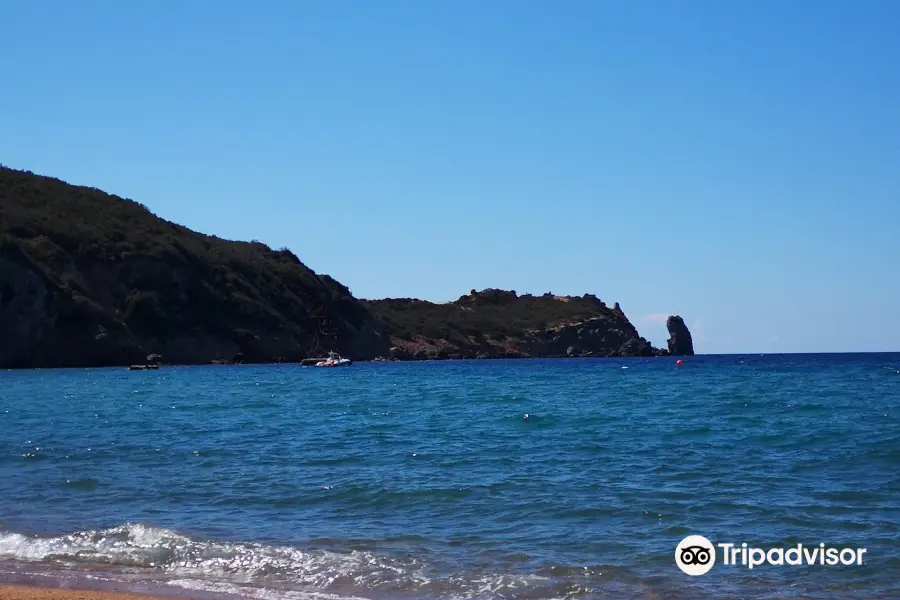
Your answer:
[0,566,244,600]
[0,584,206,600]
[0,571,254,600]
[4,351,899,371]
[1,353,689,371]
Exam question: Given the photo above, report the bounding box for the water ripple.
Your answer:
[0,354,898,599]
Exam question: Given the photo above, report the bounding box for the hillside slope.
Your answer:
[0,167,388,367]
[362,289,660,359]
[0,167,688,367]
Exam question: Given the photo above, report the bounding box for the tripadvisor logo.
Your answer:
[675,535,716,575]
[674,535,867,575]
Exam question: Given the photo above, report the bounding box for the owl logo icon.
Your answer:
[675,535,716,575]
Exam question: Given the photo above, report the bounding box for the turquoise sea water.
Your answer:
[1,355,899,599]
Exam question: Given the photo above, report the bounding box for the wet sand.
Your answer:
[0,586,201,600]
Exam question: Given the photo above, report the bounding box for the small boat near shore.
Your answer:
[313,351,352,368]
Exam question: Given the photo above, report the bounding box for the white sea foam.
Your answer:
[0,524,418,583]
[0,523,623,599]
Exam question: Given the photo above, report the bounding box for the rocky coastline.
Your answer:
[0,167,694,368]
[362,293,689,361]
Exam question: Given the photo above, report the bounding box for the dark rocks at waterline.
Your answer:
[128,364,159,371]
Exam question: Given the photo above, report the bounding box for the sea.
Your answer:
[1,354,898,600]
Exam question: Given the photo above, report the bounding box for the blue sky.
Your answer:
[2,0,898,353]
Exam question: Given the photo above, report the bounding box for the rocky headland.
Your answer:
[362,292,665,360]
[0,167,693,367]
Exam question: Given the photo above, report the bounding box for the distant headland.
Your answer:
[0,166,693,368]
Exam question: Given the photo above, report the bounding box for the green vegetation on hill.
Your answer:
[364,289,609,337]
[0,166,386,367]
[363,290,658,359]
[0,166,673,367]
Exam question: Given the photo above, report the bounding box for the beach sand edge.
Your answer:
[0,585,206,600]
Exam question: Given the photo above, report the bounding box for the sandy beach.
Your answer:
[0,586,197,600]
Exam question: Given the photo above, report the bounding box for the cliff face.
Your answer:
[0,167,389,368]
[666,315,695,356]
[362,289,659,359]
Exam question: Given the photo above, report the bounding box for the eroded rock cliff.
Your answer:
[666,315,695,356]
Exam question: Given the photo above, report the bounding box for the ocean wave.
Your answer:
[0,523,638,600]
[0,524,425,584]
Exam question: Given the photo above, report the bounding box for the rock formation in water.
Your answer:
[0,166,693,367]
[666,315,695,356]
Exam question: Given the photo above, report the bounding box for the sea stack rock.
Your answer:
[666,315,695,356]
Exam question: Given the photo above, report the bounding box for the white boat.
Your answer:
[314,351,352,367]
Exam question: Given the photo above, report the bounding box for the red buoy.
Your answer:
[676,359,683,366]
